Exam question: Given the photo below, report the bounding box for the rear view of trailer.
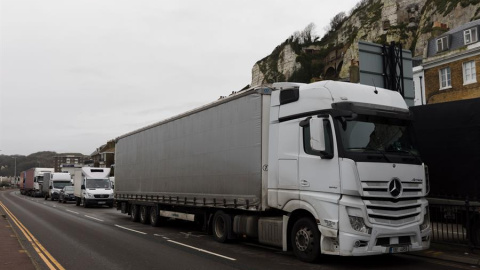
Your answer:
[115,89,270,211]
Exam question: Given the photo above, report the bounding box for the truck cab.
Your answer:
[74,167,113,208]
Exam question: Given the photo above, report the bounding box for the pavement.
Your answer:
[0,204,37,270]
[0,189,479,269]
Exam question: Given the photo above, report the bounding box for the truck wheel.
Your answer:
[130,204,140,222]
[76,197,80,206]
[291,217,321,263]
[44,194,48,200]
[51,196,54,201]
[82,198,88,208]
[149,207,162,227]
[139,206,150,224]
[212,211,231,243]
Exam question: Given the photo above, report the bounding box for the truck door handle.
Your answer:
[300,180,310,187]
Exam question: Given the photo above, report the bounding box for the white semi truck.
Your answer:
[73,167,114,208]
[42,172,72,201]
[114,81,431,262]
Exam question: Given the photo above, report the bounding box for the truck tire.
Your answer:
[130,204,140,222]
[149,207,162,227]
[76,197,80,206]
[291,217,321,263]
[51,195,54,201]
[139,206,150,224]
[44,194,48,200]
[212,211,231,243]
[82,198,88,208]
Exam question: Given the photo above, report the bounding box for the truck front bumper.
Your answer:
[85,198,114,206]
[338,224,431,256]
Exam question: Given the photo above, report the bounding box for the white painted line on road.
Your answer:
[66,210,79,214]
[115,225,147,235]
[85,215,104,222]
[154,234,170,240]
[167,240,236,261]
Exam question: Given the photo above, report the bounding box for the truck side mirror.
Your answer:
[81,185,85,190]
[309,118,326,152]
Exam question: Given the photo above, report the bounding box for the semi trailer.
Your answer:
[115,81,431,262]
[23,168,54,197]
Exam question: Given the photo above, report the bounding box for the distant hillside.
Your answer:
[0,152,85,177]
[251,0,480,85]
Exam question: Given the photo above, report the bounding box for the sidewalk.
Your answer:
[0,207,37,270]
[409,242,480,266]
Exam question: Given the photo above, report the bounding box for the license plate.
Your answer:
[389,246,409,253]
[98,201,106,204]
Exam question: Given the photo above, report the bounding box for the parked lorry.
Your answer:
[410,97,480,245]
[73,167,113,208]
[19,171,26,194]
[42,172,72,201]
[23,168,54,197]
[115,81,431,262]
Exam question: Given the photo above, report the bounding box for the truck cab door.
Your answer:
[298,116,340,194]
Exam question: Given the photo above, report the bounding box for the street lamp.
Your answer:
[12,157,17,185]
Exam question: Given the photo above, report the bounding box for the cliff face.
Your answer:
[251,0,480,86]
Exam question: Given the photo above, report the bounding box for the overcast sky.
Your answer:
[1,0,359,156]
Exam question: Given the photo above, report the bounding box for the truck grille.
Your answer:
[361,180,423,226]
[94,194,109,198]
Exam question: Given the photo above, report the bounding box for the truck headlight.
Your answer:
[85,192,93,198]
[349,216,372,234]
[420,208,430,231]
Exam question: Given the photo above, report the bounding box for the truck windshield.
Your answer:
[336,114,421,164]
[53,181,71,189]
[85,179,111,189]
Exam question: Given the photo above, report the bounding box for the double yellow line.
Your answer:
[0,201,65,270]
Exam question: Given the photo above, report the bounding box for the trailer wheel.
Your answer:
[130,204,140,222]
[213,211,231,243]
[139,206,150,224]
[291,217,321,263]
[149,207,162,227]
[76,197,80,206]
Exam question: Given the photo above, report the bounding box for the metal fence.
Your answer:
[428,198,480,249]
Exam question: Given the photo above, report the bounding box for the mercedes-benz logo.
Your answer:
[388,178,402,198]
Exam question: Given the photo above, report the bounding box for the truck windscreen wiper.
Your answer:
[348,147,392,163]
[385,149,422,163]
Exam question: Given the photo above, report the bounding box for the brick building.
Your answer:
[423,20,480,104]
[53,155,87,172]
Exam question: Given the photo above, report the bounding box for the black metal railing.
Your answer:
[428,198,479,249]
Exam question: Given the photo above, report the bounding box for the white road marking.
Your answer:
[85,215,104,222]
[66,210,79,214]
[167,240,236,261]
[115,225,147,235]
[154,234,170,240]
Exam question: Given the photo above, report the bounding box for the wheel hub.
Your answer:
[295,227,311,251]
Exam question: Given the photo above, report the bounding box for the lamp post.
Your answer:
[12,157,17,185]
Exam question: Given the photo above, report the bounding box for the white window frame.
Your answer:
[463,61,477,85]
[439,67,451,90]
[464,28,478,45]
[436,36,449,52]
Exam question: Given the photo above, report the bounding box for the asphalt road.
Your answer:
[0,190,474,270]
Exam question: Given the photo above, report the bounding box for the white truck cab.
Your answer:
[74,167,113,208]
[43,172,72,201]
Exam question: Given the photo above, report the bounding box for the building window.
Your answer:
[74,158,78,164]
[464,28,478,45]
[66,158,70,164]
[439,67,451,90]
[436,36,449,52]
[463,61,477,84]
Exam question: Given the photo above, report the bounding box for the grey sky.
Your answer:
[1,0,358,156]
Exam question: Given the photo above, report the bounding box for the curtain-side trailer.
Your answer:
[115,81,431,262]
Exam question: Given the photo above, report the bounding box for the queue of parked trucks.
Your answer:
[18,167,114,208]
[23,81,475,263]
